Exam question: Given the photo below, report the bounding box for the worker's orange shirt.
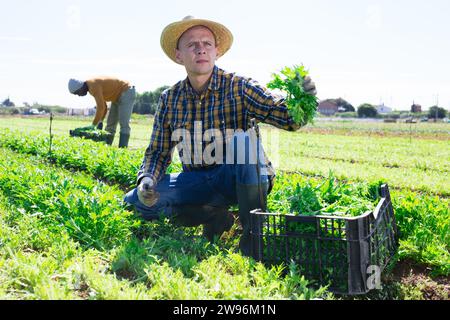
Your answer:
[86,77,130,125]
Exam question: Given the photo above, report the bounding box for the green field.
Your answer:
[2,115,448,195]
[308,119,449,138]
[0,115,448,300]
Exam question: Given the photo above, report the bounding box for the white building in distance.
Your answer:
[376,103,393,114]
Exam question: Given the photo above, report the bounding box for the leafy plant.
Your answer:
[0,129,177,188]
[289,182,322,215]
[69,125,112,142]
[0,149,138,250]
[267,64,318,125]
[287,173,380,218]
[0,149,328,300]
[0,127,448,280]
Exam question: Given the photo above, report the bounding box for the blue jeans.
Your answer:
[124,132,270,220]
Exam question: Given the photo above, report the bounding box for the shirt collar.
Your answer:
[183,65,221,97]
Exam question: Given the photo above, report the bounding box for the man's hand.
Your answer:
[302,76,317,96]
[96,122,103,130]
[137,177,159,207]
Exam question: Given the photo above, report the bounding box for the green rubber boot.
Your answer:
[202,208,235,242]
[118,133,130,148]
[236,183,268,257]
[171,204,234,242]
[105,133,114,146]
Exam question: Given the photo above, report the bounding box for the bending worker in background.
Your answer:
[124,16,316,256]
[68,77,136,148]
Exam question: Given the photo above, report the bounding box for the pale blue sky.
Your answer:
[1,0,449,110]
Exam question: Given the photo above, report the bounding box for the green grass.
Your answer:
[0,125,448,276]
[0,148,138,250]
[0,115,448,299]
[261,127,449,196]
[393,191,450,276]
[0,148,328,300]
[0,115,153,149]
[1,124,449,196]
[308,119,450,137]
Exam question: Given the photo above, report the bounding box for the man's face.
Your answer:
[176,26,218,76]
[74,85,88,96]
[76,90,88,97]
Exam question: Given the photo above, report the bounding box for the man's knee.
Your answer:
[123,188,170,219]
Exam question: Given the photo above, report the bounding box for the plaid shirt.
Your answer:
[138,66,300,183]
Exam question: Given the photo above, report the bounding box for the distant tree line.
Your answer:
[0,99,67,115]
[319,97,448,119]
[1,98,15,107]
[357,103,378,118]
[2,91,448,120]
[133,86,170,115]
[428,106,447,119]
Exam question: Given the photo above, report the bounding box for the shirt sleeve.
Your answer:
[89,83,108,125]
[137,93,175,184]
[243,78,301,131]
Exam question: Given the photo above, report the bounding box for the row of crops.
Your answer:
[0,129,448,280]
[262,129,449,197]
[0,148,327,299]
[274,133,448,174]
[0,117,448,196]
[1,128,448,196]
[307,120,450,136]
[0,130,450,299]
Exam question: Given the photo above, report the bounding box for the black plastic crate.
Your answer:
[250,184,399,295]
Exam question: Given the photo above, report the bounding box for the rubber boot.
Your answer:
[202,208,234,242]
[118,133,130,148]
[171,204,234,242]
[236,183,268,257]
[105,133,114,146]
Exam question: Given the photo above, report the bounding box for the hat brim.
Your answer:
[160,18,233,64]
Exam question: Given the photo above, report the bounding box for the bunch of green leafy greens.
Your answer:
[288,174,383,217]
[267,65,318,126]
[70,125,112,142]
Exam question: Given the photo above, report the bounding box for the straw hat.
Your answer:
[160,16,233,64]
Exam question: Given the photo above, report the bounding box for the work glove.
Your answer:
[302,76,317,96]
[137,177,159,207]
[96,122,103,130]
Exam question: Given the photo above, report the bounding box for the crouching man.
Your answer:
[124,16,316,256]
